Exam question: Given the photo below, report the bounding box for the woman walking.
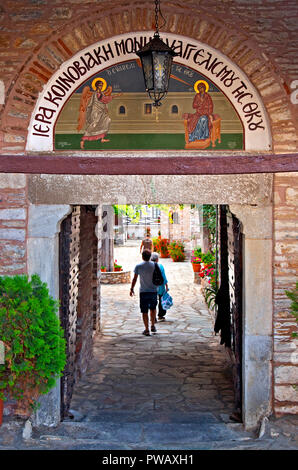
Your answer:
[151,252,169,321]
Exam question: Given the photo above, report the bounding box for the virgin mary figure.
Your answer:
[183,80,214,143]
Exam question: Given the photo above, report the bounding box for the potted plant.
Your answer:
[159,238,170,258]
[100,266,107,272]
[152,237,161,253]
[0,274,66,421]
[168,240,186,262]
[191,251,202,272]
[113,260,123,272]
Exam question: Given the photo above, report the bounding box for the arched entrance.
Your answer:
[20,24,275,433]
[27,171,273,431]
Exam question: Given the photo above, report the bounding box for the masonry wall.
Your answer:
[0,174,28,275]
[273,173,298,415]
[0,0,297,419]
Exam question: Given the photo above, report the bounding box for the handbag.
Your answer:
[161,290,173,310]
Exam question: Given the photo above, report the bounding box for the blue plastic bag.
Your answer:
[161,291,173,310]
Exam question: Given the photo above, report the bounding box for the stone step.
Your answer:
[66,409,229,424]
[32,413,254,448]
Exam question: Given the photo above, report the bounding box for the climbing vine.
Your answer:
[203,205,217,253]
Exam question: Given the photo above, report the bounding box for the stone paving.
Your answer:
[0,242,297,450]
[71,243,236,421]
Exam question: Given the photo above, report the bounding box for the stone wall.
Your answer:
[100,270,131,284]
[0,174,28,275]
[273,172,298,416]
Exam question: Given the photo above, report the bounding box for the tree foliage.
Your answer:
[0,274,66,415]
[203,205,217,252]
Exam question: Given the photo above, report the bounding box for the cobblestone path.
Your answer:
[70,243,236,422]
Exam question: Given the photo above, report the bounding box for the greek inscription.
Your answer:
[183,43,198,60]
[29,34,268,141]
[232,81,253,104]
[83,52,99,69]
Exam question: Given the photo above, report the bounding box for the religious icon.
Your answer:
[183,80,221,149]
[77,77,122,149]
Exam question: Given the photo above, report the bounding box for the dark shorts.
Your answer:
[140,292,158,314]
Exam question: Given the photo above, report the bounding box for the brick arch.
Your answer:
[1,1,295,153]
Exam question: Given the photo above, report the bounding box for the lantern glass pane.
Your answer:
[141,54,154,91]
[152,52,169,92]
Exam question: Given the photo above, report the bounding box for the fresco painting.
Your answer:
[54,60,243,150]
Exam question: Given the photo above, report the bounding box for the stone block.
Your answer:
[0,208,26,220]
[274,365,298,384]
[274,405,298,415]
[245,335,272,362]
[27,237,59,298]
[28,204,71,237]
[244,239,273,336]
[0,174,26,188]
[274,350,298,364]
[0,228,25,241]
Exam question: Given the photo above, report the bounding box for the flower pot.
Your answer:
[0,399,3,426]
[101,268,106,272]
[192,263,201,272]
[160,253,169,258]
[114,267,122,272]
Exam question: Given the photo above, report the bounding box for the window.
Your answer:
[173,212,179,224]
[119,105,126,115]
[171,105,178,114]
[144,103,152,114]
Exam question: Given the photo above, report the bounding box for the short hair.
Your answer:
[151,252,159,262]
[142,249,152,261]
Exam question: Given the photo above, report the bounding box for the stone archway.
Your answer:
[1,3,296,152]
[26,172,274,430]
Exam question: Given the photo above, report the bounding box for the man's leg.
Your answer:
[150,309,157,333]
[142,312,150,334]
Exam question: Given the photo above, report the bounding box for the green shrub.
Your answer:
[168,240,185,262]
[0,274,66,415]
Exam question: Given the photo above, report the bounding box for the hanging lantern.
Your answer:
[136,0,178,107]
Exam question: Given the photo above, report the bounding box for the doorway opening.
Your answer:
[59,203,243,424]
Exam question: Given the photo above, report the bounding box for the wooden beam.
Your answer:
[0,153,297,175]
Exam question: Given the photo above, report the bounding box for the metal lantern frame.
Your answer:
[136,0,178,107]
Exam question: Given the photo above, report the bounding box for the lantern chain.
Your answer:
[155,0,159,35]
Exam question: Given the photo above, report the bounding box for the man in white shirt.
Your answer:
[130,249,157,336]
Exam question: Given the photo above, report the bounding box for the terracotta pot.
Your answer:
[0,399,3,427]
[192,263,201,272]
[101,268,106,272]
[160,253,169,258]
[114,267,122,271]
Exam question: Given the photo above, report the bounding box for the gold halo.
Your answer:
[194,80,209,93]
[91,77,107,91]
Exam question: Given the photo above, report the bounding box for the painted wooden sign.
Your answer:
[26,33,272,152]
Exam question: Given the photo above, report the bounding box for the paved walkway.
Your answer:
[1,242,297,450]
[71,242,236,421]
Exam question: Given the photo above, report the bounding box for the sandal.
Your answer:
[142,330,150,336]
[151,325,157,333]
